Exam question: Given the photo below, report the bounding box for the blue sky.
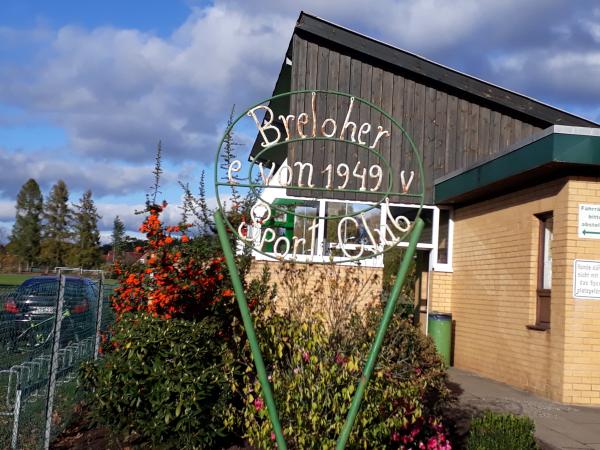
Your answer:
[1,0,599,243]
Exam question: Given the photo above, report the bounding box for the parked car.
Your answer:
[1,276,99,351]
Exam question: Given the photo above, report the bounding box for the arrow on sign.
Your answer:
[582,230,600,235]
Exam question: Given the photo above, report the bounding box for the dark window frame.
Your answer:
[528,212,552,331]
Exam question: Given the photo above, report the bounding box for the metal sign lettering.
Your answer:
[215,90,424,264]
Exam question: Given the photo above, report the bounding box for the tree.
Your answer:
[9,179,43,270]
[41,180,72,268]
[111,216,126,263]
[72,190,102,268]
[180,170,214,235]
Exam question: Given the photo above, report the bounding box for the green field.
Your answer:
[0,273,117,288]
[0,273,36,287]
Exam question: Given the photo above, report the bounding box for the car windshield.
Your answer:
[18,278,59,296]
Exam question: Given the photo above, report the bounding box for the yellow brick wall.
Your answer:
[430,176,600,404]
[248,261,383,329]
[430,272,452,313]
[560,177,600,404]
[431,179,568,401]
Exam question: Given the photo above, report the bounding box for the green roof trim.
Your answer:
[435,131,600,203]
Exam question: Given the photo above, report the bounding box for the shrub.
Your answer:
[82,203,276,448]
[465,411,538,450]
[111,202,235,320]
[231,306,452,449]
[81,313,237,449]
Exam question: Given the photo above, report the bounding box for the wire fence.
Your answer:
[0,269,116,449]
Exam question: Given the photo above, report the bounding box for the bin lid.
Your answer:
[429,312,452,320]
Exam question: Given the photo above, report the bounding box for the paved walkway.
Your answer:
[448,368,600,450]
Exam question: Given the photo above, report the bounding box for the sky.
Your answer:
[1,0,599,243]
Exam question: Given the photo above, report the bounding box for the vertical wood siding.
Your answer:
[288,35,543,203]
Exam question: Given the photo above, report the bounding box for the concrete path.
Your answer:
[448,368,600,449]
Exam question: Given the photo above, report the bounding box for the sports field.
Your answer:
[0,273,35,286]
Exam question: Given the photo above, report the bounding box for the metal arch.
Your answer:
[214,89,427,449]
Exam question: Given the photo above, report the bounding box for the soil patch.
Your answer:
[51,405,257,449]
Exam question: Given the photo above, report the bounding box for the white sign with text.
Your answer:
[573,259,600,299]
[578,204,600,239]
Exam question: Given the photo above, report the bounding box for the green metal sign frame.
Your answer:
[214,90,425,449]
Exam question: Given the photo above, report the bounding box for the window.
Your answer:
[437,209,450,264]
[385,206,433,245]
[262,199,318,255]
[293,202,319,255]
[252,196,453,268]
[432,207,453,272]
[323,202,381,258]
[533,213,553,329]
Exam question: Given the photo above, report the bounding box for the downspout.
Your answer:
[425,252,433,336]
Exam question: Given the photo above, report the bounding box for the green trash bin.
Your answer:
[428,312,452,366]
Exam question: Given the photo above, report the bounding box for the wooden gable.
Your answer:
[254,12,598,204]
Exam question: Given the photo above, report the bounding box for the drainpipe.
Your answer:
[425,251,433,336]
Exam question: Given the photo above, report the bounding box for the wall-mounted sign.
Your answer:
[573,259,600,299]
[578,204,600,239]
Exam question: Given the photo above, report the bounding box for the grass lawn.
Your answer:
[0,273,36,287]
[0,274,118,288]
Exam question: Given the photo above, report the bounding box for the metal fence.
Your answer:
[0,269,115,449]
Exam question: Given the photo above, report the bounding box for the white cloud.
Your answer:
[489,49,600,106]
[0,201,15,222]
[0,148,157,198]
[0,3,293,164]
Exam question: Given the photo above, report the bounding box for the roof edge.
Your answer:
[435,130,600,204]
[296,11,599,129]
[436,125,600,184]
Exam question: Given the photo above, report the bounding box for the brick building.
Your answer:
[247,12,600,404]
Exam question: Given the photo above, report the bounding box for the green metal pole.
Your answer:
[215,211,287,450]
[335,218,425,450]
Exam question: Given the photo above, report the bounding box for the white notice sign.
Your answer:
[578,204,600,238]
[573,259,600,299]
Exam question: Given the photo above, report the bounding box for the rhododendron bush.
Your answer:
[81,314,237,449]
[230,306,453,449]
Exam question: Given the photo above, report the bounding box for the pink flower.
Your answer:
[427,437,439,449]
[434,435,452,450]
[391,431,400,442]
[302,351,310,363]
[271,432,276,441]
[254,397,264,411]
[427,435,452,450]
[335,353,348,365]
